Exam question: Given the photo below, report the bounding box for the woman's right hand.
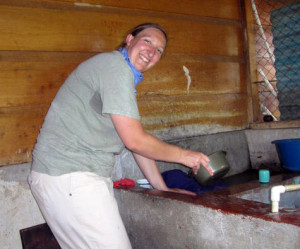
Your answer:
[179,150,213,176]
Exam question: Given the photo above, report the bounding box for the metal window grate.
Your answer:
[251,0,300,121]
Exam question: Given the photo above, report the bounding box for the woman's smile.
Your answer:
[125,28,166,72]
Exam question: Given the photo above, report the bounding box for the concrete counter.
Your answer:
[115,171,300,249]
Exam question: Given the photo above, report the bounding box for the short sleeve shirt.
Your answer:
[32,51,140,177]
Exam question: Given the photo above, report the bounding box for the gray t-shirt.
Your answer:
[32,51,140,177]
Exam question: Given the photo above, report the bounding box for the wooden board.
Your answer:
[0,4,243,57]
[0,51,245,107]
[140,55,246,96]
[0,51,94,107]
[0,105,48,165]
[4,0,242,20]
[138,94,248,131]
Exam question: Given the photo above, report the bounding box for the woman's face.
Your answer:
[125,28,167,72]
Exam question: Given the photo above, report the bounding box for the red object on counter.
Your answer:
[113,178,136,188]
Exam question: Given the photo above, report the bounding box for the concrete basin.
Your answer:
[115,170,300,249]
[232,175,300,211]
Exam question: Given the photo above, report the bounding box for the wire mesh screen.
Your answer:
[251,0,300,121]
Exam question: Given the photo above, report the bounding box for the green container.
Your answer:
[192,151,230,186]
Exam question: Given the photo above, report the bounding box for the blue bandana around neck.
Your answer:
[118,47,144,95]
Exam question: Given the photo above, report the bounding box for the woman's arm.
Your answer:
[110,114,212,175]
[133,152,196,196]
[133,152,168,191]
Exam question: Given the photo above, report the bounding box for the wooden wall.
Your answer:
[0,0,250,166]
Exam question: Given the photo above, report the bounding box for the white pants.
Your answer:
[28,171,132,249]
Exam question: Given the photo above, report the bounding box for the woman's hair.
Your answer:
[120,23,168,48]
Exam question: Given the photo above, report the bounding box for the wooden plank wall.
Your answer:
[0,0,249,166]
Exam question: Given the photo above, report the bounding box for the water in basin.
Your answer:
[234,176,300,209]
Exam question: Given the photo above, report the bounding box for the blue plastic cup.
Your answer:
[259,169,270,183]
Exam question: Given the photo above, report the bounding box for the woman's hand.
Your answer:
[179,150,213,176]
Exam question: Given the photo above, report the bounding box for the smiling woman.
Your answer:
[28,22,212,249]
[125,26,167,72]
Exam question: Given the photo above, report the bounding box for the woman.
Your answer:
[29,23,212,249]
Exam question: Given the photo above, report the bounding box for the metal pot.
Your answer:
[191,151,230,185]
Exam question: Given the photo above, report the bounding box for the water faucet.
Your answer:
[271,184,300,212]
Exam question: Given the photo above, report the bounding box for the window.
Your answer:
[250,0,299,123]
